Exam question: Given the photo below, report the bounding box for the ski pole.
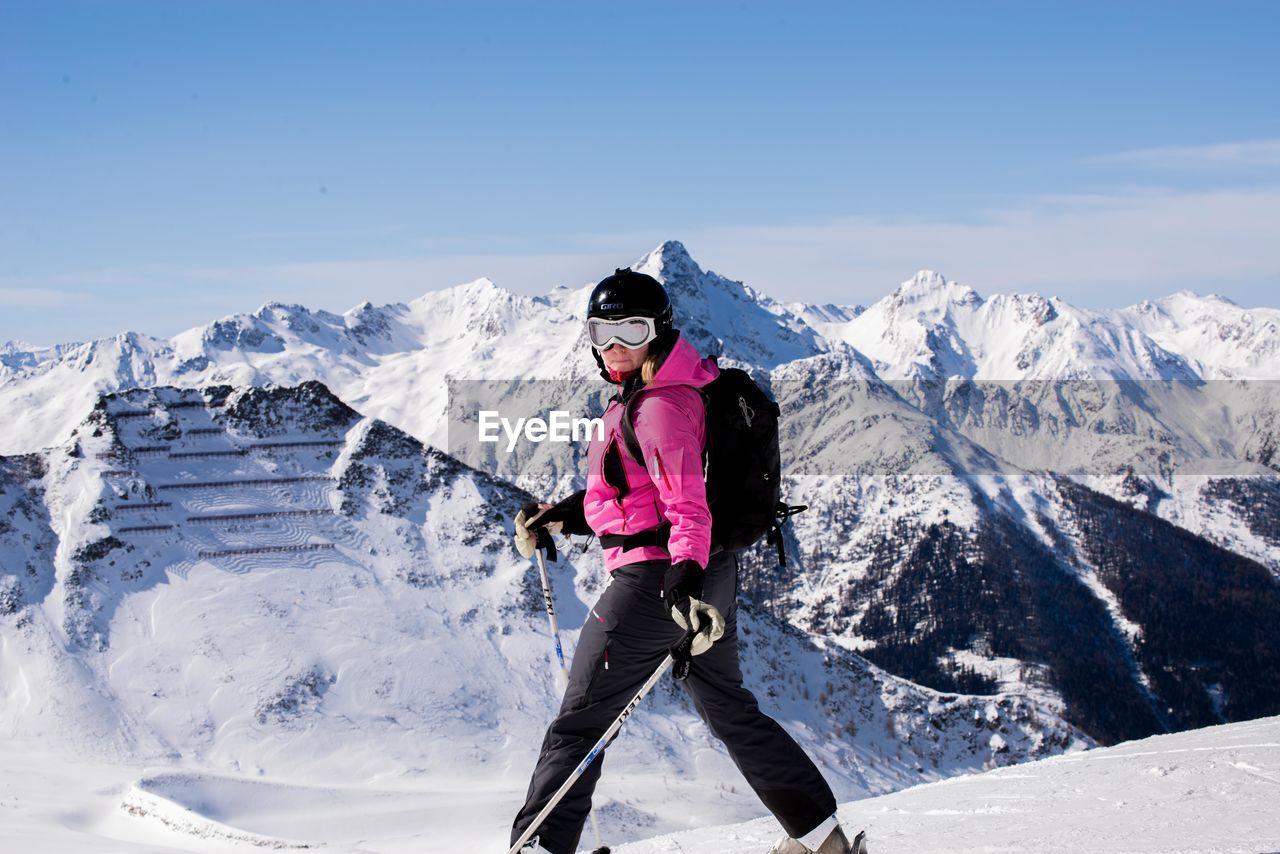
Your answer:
[533,546,570,693]
[532,533,603,850]
[507,627,704,854]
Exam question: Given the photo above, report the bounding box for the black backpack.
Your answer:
[615,360,807,566]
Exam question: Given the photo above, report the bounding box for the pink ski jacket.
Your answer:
[583,334,720,572]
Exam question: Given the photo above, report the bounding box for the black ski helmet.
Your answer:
[587,268,674,331]
[586,268,678,383]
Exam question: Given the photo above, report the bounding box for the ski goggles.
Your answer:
[586,315,659,350]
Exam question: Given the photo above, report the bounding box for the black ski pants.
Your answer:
[510,550,836,854]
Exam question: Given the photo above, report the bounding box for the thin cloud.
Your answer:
[0,287,85,307]
[675,186,1280,307]
[5,184,1279,345]
[184,185,1280,312]
[166,252,626,314]
[1088,139,1280,170]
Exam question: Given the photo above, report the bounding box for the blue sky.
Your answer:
[2,0,1278,345]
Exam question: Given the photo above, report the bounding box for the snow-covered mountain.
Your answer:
[0,242,833,457]
[807,270,1278,479]
[0,381,1086,848]
[828,270,1199,382]
[1116,290,1280,381]
[0,280,591,457]
[762,464,1280,743]
[4,244,1277,479]
[3,240,1280,850]
[630,242,832,366]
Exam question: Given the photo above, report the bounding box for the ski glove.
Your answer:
[540,490,591,536]
[513,490,591,558]
[662,559,725,656]
[513,503,552,559]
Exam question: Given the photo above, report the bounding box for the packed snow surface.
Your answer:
[2,716,1276,852]
[618,716,1280,854]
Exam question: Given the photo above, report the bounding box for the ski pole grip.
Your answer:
[535,526,557,562]
[669,623,712,681]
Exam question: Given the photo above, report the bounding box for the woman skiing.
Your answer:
[509,268,863,854]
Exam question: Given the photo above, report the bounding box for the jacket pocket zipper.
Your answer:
[652,447,673,491]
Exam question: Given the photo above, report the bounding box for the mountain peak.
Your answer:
[448,277,508,301]
[892,270,982,308]
[408,277,511,315]
[1172,289,1238,307]
[254,300,309,318]
[632,240,701,284]
[1131,290,1244,316]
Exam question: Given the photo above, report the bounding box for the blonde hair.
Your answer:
[641,351,661,385]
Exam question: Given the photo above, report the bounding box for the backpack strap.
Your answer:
[766,502,809,567]
[620,384,710,467]
[613,380,723,557]
[602,507,807,564]
[620,391,645,466]
[599,521,672,552]
[612,384,706,555]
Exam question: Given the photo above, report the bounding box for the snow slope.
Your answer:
[620,715,1280,854]
[0,714,1274,853]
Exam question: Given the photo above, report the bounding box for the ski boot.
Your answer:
[768,825,868,854]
